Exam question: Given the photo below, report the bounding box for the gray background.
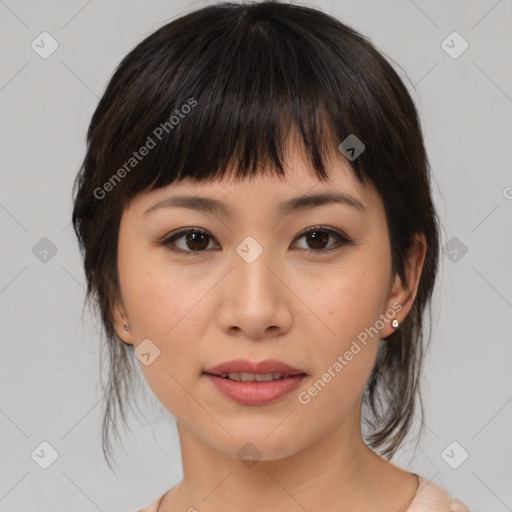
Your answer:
[1,0,511,510]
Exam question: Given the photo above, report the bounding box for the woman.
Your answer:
[72,2,468,511]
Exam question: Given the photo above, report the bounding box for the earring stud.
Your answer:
[391,319,399,329]
[123,324,130,331]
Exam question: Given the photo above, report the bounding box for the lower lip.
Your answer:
[204,373,307,405]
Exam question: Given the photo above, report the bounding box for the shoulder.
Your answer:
[135,494,164,512]
[406,475,469,512]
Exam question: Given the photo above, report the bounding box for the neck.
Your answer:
[165,401,406,512]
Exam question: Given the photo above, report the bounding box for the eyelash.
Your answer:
[158,226,352,256]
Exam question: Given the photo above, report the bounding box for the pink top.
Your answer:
[408,475,468,512]
[136,474,469,511]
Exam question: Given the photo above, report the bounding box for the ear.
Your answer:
[112,298,134,346]
[380,233,427,339]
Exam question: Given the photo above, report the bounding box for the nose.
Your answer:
[216,240,293,339]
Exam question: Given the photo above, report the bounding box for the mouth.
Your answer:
[202,358,308,405]
[203,372,307,405]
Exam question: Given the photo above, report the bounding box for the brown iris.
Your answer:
[184,231,210,251]
[305,230,329,250]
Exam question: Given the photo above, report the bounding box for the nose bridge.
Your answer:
[232,234,278,299]
[215,229,294,339]
[219,232,289,331]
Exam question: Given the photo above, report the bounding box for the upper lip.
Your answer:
[204,359,307,376]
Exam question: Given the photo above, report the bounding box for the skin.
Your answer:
[113,129,427,512]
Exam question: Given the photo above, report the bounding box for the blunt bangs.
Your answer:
[84,1,422,202]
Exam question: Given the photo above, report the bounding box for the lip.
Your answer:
[204,373,307,405]
[204,358,306,376]
[203,358,307,406]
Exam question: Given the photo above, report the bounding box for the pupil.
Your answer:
[309,230,328,249]
[187,232,208,251]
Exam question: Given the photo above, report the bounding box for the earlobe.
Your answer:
[112,301,134,345]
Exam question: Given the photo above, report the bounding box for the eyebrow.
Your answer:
[143,191,367,217]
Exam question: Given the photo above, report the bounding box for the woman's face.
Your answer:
[113,134,425,461]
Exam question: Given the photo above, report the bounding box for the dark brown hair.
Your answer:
[72,0,440,471]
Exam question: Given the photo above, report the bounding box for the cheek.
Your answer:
[309,253,390,343]
[118,243,197,334]
[300,253,389,396]
[119,248,211,378]
[120,253,210,412]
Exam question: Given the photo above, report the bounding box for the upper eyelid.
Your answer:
[161,225,350,248]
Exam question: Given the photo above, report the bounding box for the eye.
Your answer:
[159,227,219,253]
[293,226,351,253]
[158,226,352,254]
